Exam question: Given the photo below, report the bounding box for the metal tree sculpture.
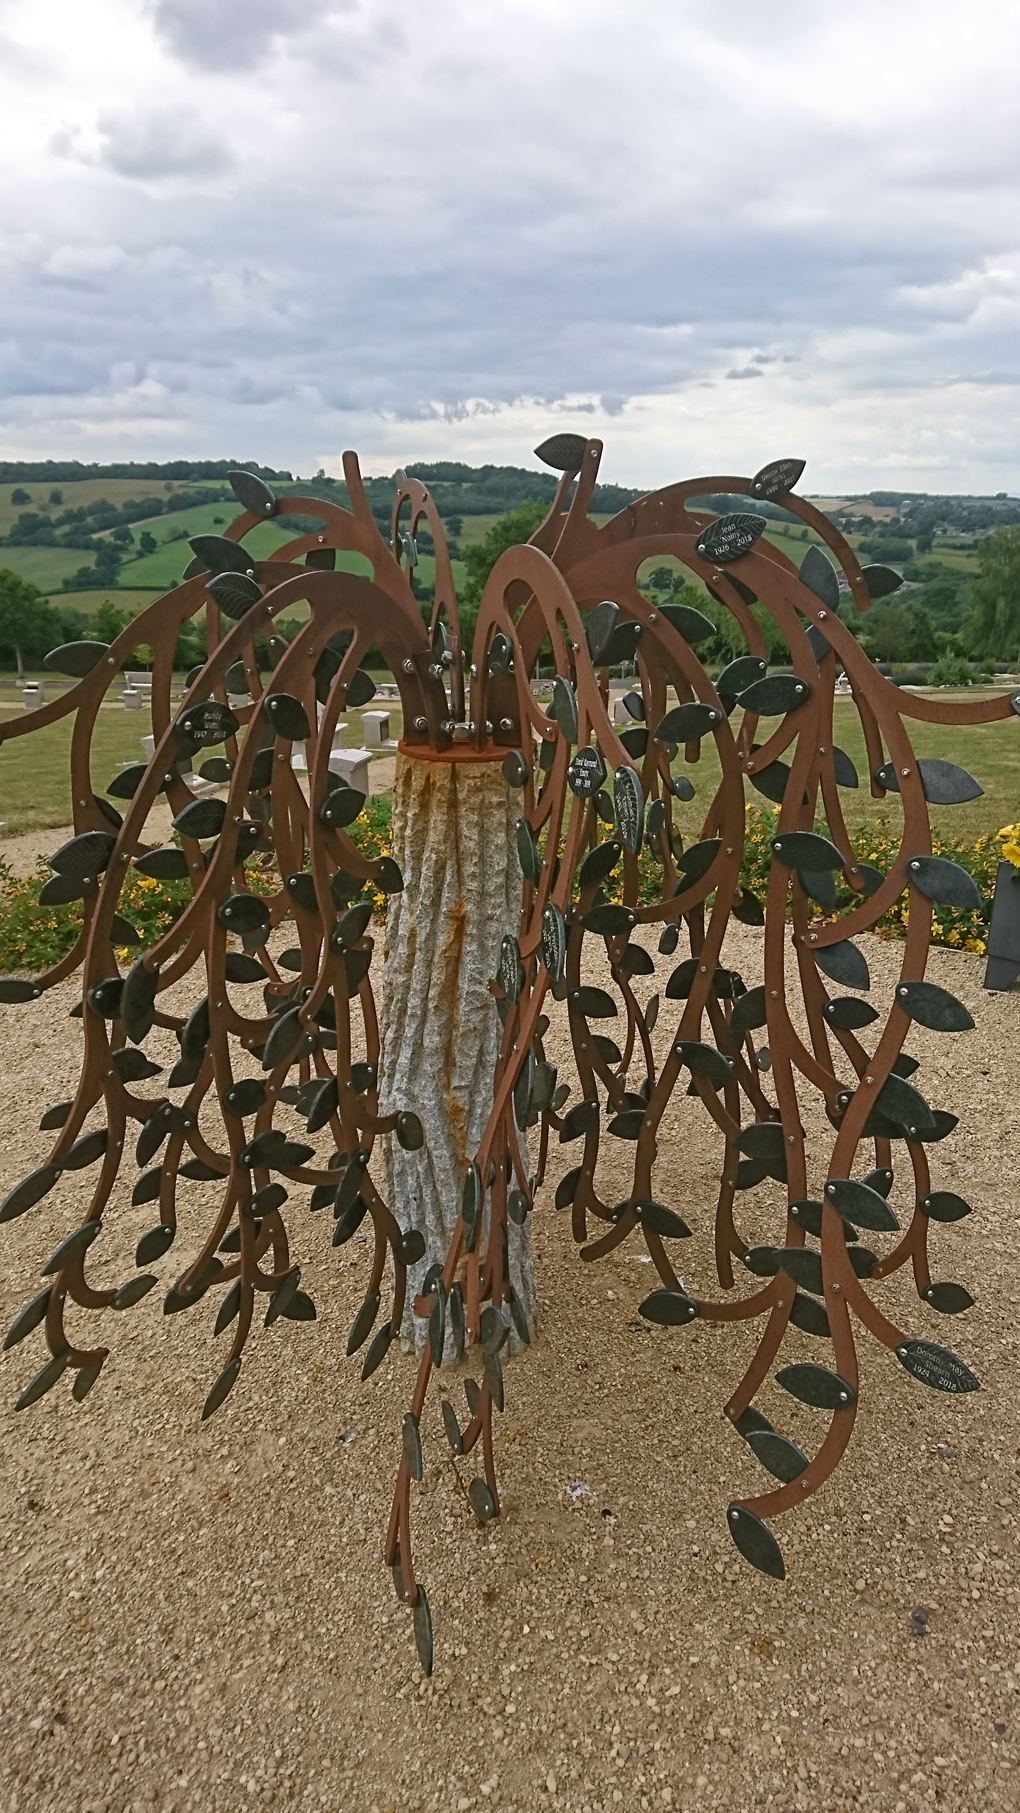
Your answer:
[2,437,1015,1675]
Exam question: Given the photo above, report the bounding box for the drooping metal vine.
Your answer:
[2,437,1015,1673]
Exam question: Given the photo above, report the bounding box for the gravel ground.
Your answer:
[0,923,1018,1813]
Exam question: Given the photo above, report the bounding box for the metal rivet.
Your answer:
[865,1075,874,1085]
[818,611,828,620]
[839,1391,849,1403]
[831,1283,840,1293]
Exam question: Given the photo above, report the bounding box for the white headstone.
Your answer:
[362,710,390,747]
[328,747,372,798]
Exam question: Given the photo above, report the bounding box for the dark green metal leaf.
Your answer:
[135,1222,174,1263]
[263,691,310,741]
[771,830,844,870]
[175,699,240,746]
[894,979,974,1032]
[773,1247,823,1295]
[749,458,805,500]
[516,816,539,885]
[62,1128,107,1171]
[730,985,767,1040]
[552,675,578,744]
[799,544,840,609]
[832,746,858,788]
[717,655,766,696]
[639,1289,698,1325]
[558,1098,599,1142]
[823,996,878,1029]
[402,1411,423,1480]
[201,1357,241,1419]
[217,894,271,938]
[568,745,607,797]
[395,1112,424,1151]
[15,1348,72,1412]
[578,840,622,889]
[746,1429,809,1482]
[570,986,617,1019]
[659,602,715,642]
[635,1200,692,1238]
[44,640,109,678]
[906,855,982,910]
[534,433,588,471]
[41,1220,101,1276]
[923,1281,974,1315]
[3,1285,51,1351]
[788,1292,831,1337]
[814,941,870,991]
[732,886,765,926]
[614,765,644,854]
[920,1190,971,1223]
[726,1505,785,1579]
[413,1583,433,1675]
[347,1290,381,1356]
[585,599,619,664]
[554,1167,581,1209]
[825,1178,899,1232]
[695,514,766,564]
[738,674,811,715]
[654,702,721,742]
[228,469,276,516]
[675,837,722,885]
[502,750,528,788]
[110,1274,158,1310]
[361,1324,392,1380]
[894,1339,978,1393]
[134,846,189,880]
[777,1363,855,1409]
[861,564,902,600]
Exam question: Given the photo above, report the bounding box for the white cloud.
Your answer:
[0,0,1016,489]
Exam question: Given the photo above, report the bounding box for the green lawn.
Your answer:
[0,703,162,834]
[664,693,1020,847]
[0,545,97,590]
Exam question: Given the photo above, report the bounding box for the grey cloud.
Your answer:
[152,0,340,71]
[726,367,765,380]
[95,106,233,179]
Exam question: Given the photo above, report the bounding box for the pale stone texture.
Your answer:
[378,752,535,1352]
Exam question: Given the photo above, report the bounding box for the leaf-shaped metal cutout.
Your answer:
[516,816,539,885]
[613,765,644,854]
[558,1098,599,1142]
[635,1200,692,1238]
[121,958,160,1043]
[571,986,617,1018]
[568,745,607,797]
[737,674,811,715]
[41,1220,101,1276]
[920,1190,972,1223]
[173,796,227,840]
[402,1410,423,1480]
[228,469,276,516]
[895,979,974,1032]
[554,1167,581,1209]
[824,1178,899,1233]
[205,570,262,620]
[895,1340,979,1394]
[534,432,588,470]
[924,1281,975,1315]
[659,603,715,643]
[823,996,879,1029]
[799,544,840,610]
[730,985,767,1040]
[49,830,117,878]
[541,902,566,982]
[777,1363,856,1409]
[359,1325,392,1381]
[44,641,110,678]
[876,1071,936,1135]
[135,1223,175,1264]
[861,563,902,600]
[695,514,767,564]
[502,750,528,788]
[727,1505,785,1580]
[498,933,523,1003]
[801,870,837,911]
[217,894,271,938]
[581,903,635,937]
[675,1041,733,1084]
[654,702,721,743]
[732,886,765,926]
[63,1128,107,1171]
[15,1349,72,1412]
[814,941,870,991]
[771,830,844,870]
[907,856,983,911]
[733,1405,773,1437]
[608,1109,644,1140]
[788,1293,831,1338]
[734,1121,787,1180]
[746,1429,809,1482]
[717,655,766,696]
[552,675,578,744]
[676,837,722,885]
[773,1247,823,1294]
[578,840,621,889]
[3,1285,51,1351]
[347,1290,381,1357]
[749,458,806,500]
[639,1289,698,1325]
[748,758,791,805]
[263,691,310,742]
[442,1398,463,1454]
[413,1583,434,1675]
[175,699,240,746]
[585,599,620,664]
[189,534,255,577]
[201,1357,241,1420]
[832,746,858,788]
[346,668,376,708]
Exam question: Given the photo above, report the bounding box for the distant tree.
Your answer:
[964,525,1020,661]
[93,599,129,644]
[48,488,63,505]
[859,600,938,665]
[110,524,134,545]
[648,566,676,594]
[915,530,934,554]
[138,531,157,555]
[445,514,463,536]
[458,498,550,650]
[0,569,61,674]
[10,487,29,505]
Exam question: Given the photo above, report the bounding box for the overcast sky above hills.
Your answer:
[0,0,1018,492]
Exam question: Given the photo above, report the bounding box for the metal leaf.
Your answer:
[3,1285,52,1351]
[534,433,588,471]
[173,797,227,840]
[175,699,239,746]
[585,599,620,664]
[773,1247,823,1295]
[675,838,722,885]
[263,691,310,742]
[653,702,721,743]
[659,603,715,643]
[361,1324,393,1380]
[581,903,635,937]
[813,941,870,991]
[894,1339,979,1393]
[748,758,791,805]
[799,545,840,610]
[749,458,806,500]
[746,1429,809,1482]
[861,564,903,600]
[567,746,607,798]
[0,1163,59,1225]
[41,1220,101,1275]
[205,571,262,619]
[613,766,644,854]
[639,1289,698,1326]
[726,1505,785,1579]
[695,514,767,564]
[552,675,578,744]
[635,1200,692,1239]
[413,1583,434,1676]
[777,1364,856,1409]
[832,746,859,788]
[228,469,276,516]
[48,830,116,879]
[402,1411,423,1479]
[502,750,528,788]
[730,985,767,1039]
[217,894,271,938]
[557,1098,599,1142]
[788,1293,831,1338]
[771,830,844,870]
[578,840,622,889]
[717,655,766,696]
[906,856,982,911]
[823,996,878,1029]
[923,1281,974,1315]
[920,1190,971,1223]
[516,816,539,886]
[825,1178,899,1233]
[189,534,255,577]
[894,979,974,1033]
[201,1357,241,1420]
[737,674,811,715]
[570,986,617,1019]
[15,1348,72,1412]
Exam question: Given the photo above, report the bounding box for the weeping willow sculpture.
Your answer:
[3,435,1015,1674]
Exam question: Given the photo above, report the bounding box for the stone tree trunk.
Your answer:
[378,752,536,1352]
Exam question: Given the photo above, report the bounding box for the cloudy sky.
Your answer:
[1,0,1018,492]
